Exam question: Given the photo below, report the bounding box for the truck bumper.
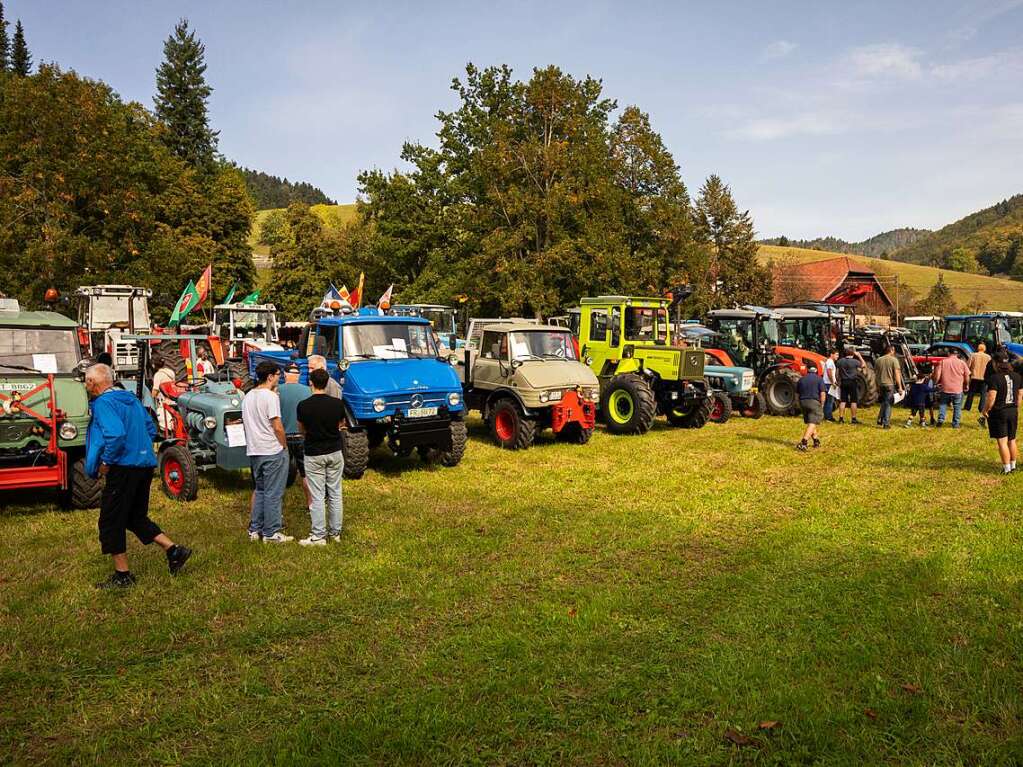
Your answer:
[389,410,456,452]
[0,451,67,491]
[550,390,596,433]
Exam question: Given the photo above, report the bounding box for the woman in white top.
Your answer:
[151,355,177,431]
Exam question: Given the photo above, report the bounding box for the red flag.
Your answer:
[338,285,351,302]
[195,264,212,302]
[350,273,365,309]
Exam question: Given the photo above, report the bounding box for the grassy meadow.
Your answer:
[2,410,1023,765]
[249,204,360,257]
[760,244,1023,311]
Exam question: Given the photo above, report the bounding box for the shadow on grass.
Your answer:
[741,434,797,448]
[882,452,998,474]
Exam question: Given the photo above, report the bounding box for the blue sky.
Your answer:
[11,0,1023,240]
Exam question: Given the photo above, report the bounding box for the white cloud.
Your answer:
[931,50,1023,81]
[764,40,797,60]
[727,112,844,141]
[843,43,923,80]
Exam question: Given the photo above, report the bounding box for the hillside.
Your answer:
[762,228,931,258]
[760,244,1023,311]
[890,194,1023,274]
[249,203,359,265]
[241,168,335,209]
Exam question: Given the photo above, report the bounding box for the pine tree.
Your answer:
[916,273,957,316]
[0,2,10,73]
[11,19,30,76]
[154,19,218,168]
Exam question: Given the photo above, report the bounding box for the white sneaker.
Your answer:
[328,532,342,543]
[262,532,294,544]
[299,537,327,547]
[248,530,261,542]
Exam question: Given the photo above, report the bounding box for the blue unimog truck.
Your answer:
[250,309,467,479]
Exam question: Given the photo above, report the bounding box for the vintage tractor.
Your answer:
[942,313,1021,357]
[703,306,815,416]
[576,296,712,434]
[458,319,599,448]
[0,298,102,509]
[673,324,763,422]
[249,306,467,478]
[73,284,153,374]
[209,302,285,390]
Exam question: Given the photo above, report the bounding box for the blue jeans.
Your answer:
[304,450,344,539]
[249,450,289,537]
[824,394,837,420]
[878,385,895,426]
[938,392,964,427]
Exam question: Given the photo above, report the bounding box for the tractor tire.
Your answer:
[741,391,767,419]
[341,429,370,480]
[556,422,593,444]
[439,420,468,467]
[59,456,103,510]
[761,368,801,416]
[600,374,656,435]
[708,392,733,424]
[858,364,879,407]
[666,394,713,428]
[227,359,254,392]
[158,340,188,382]
[490,398,536,450]
[159,444,199,502]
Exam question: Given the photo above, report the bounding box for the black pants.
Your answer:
[964,379,987,411]
[99,466,161,555]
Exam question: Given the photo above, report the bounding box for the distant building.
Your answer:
[772,256,895,324]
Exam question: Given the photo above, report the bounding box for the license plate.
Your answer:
[407,406,438,418]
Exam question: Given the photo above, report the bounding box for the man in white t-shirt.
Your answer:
[242,361,293,543]
[195,346,216,379]
[822,348,840,422]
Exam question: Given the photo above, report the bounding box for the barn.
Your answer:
[773,256,895,324]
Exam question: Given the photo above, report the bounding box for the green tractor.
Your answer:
[0,298,103,508]
[577,296,712,434]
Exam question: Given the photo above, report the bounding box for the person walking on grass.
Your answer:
[822,348,840,422]
[932,351,971,428]
[981,347,1022,474]
[85,364,191,589]
[295,368,345,546]
[243,361,293,543]
[796,362,827,451]
[905,366,935,428]
[965,342,992,424]
[874,345,904,429]
[836,347,865,424]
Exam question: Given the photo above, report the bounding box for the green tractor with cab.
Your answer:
[577,296,712,434]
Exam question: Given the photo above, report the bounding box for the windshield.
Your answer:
[0,328,81,373]
[943,319,965,343]
[710,318,778,366]
[221,309,278,341]
[779,318,829,353]
[88,295,150,329]
[341,322,438,360]
[419,308,456,336]
[625,307,668,343]
[508,331,578,361]
[1006,318,1023,343]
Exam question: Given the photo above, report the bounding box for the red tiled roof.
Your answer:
[774,256,894,307]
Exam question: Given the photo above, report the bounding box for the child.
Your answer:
[905,366,935,428]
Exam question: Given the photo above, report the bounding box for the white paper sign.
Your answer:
[32,354,58,374]
[226,423,247,447]
[511,341,530,360]
[893,390,906,405]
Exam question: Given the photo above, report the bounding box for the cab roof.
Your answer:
[316,314,430,327]
[579,296,668,306]
[0,305,78,328]
[773,307,830,319]
[475,322,568,333]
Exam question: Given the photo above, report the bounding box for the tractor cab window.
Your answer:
[610,307,621,346]
[625,307,668,344]
[780,319,827,352]
[943,319,964,343]
[714,319,754,366]
[965,318,992,349]
[509,331,578,361]
[589,310,609,342]
[341,322,438,361]
[481,330,507,360]
[419,307,456,336]
[0,328,81,373]
[229,309,278,341]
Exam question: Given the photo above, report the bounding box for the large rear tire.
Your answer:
[740,391,767,419]
[489,398,536,450]
[666,394,713,428]
[858,364,879,407]
[227,359,254,392]
[158,340,188,382]
[341,429,370,479]
[159,444,199,501]
[762,368,801,416]
[600,374,656,435]
[59,456,103,510]
[708,392,733,424]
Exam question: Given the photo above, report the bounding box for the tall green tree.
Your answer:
[915,273,957,316]
[11,18,29,76]
[0,2,10,73]
[694,174,770,306]
[154,19,218,168]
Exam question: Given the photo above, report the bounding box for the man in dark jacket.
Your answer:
[85,364,191,588]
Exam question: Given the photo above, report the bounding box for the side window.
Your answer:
[481,330,504,359]
[589,310,608,342]
[610,307,621,347]
[316,326,339,358]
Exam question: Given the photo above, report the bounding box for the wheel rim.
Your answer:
[771,383,794,409]
[494,409,515,441]
[711,398,724,419]
[163,458,184,496]
[608,390,634,424]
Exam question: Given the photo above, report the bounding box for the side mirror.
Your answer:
[511,359,523,370]
[448,334,457,350]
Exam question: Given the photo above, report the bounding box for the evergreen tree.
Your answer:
[916,274,957,316]
[0,2,10,73]
[11,19,29,76]
[154,19,218,168]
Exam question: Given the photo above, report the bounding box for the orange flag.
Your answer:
[195,264,212,302]
[350,272,365,309]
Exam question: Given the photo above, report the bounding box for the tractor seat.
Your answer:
[159,381,189,400]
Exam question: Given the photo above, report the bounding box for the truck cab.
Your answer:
[74,285,152,373]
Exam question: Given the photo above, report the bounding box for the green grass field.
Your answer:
[248,204,360,257]
[760,244,1023,311]
[3,411,1022,764]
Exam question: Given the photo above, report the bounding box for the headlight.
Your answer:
[447,392,461,406]
[539,391,549,403]
[203,416,217,430]
[338,359,351,371]
[58,422,78,440]
[373,398,386,412]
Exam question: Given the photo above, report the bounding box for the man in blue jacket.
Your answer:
[85,364,192,588]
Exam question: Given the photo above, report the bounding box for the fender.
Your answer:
[484,387,537,418]
[611,357,643,376]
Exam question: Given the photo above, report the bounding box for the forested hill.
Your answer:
[889,194,1023,275]
[241,168,334,209]
[761,228,930,258]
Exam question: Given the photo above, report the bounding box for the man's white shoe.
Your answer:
[299,537,327,547]
[262,532,295,544]
[327,533,342,543]
[248,531,261,542]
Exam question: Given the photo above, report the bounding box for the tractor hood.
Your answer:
[344,357,461,397]
[513,359,599,389]
[703,364,755,394]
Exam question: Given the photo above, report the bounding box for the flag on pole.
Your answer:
[169,280,200,325]
[377,284,394,309]
[338,285,351,302]
[195,264,212,303]
[350,273,366,309]
[223,283,238,305]
[240,291,260,305]
[320,284,342,308]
